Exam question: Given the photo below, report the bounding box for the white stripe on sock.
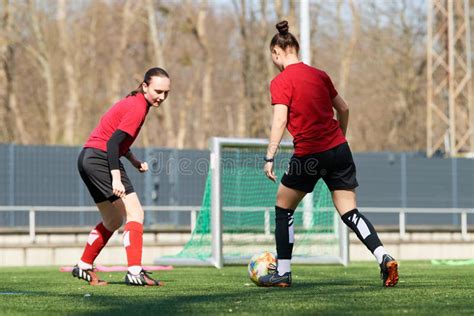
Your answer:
[87,230,99,246]
[123,231,131,248]
[288,214,295,243]
[289,225,295,243]
[357,217,371,239]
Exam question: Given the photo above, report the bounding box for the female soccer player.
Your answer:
[260,21,398,287]
[72,67,170,286]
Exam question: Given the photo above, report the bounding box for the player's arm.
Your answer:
[107,130,129,198]
[332,95,349,136]
[267,104,288,158]
[264,104,288,182]
[124,150,148,173]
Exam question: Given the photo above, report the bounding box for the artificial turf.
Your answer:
[0,261,473,315]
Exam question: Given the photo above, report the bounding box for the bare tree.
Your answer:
[233,0,249,138]
[337,0,360,96]
[233,0,274,138]
[1,0,28,143]
[275,0,297,33]
[145,0,175,147]
[176,70,199,149]
[194,0,213,148]
[0,0,430,152]
[57,0,80,144]
[349,0,426,151]
[25,0,57,144]
[107,0,133,104]
[75,2,99,142]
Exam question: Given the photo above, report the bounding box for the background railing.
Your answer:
[0,206,472,244]
[362,207,473,240]
[0,206,200,243]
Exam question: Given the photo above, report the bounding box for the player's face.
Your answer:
[271,46,285,71]
[143,76,171,108]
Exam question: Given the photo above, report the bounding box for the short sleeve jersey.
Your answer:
[84,93,150,156]
[270,62,346,156]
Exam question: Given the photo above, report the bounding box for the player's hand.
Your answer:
[132,159,148,173]
[112,179,126,199]
[138,161,148,173]
[264,161,276,182]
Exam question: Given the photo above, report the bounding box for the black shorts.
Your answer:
[77,147,135,203]
[281,142,358,193]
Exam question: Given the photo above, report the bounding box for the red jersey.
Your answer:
[84,93,150,156]
[270,62,346,156]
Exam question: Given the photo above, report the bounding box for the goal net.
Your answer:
[155,138,348,267]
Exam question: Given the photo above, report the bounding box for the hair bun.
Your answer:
[276,20,289,35]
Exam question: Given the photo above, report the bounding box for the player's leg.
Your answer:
[332,189,388,261]
[114,192,143,276]
[260,154,318,287]
[263,153,322,286]
[259,184,306,287]
[113,193,163,286]
[332,189,398,287]
[325,143,398,287]
[77,201,123,269]
[73,149,121,285]
[77,148,120,270]
[73,201,122,285]
[275,184,306,274]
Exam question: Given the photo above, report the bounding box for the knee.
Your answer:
[275,186,305,210]
[103,217,123,231]
[276,190,286,206]
[126,209,144,224]
[276,196,290,211]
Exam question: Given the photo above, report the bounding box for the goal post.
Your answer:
[155,137,349,268]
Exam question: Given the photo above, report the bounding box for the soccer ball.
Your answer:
[248,251,277,285]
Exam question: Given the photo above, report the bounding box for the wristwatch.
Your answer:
[264,156,274,163]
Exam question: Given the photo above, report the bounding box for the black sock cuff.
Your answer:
[275,206,295,219]
[275,206,295,213]
[341,208,359,221]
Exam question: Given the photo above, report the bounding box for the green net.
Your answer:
[174,144,341,263]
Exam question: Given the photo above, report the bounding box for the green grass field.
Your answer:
[0,262,473,315]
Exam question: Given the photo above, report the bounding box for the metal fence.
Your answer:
[0,144,209,227]
[1,205,472,243]
[0,144,473,228]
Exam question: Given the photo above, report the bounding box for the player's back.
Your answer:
[272,62,346,156]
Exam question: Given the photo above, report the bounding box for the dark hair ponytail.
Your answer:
[128,67,170,97]
[270,20,299,53]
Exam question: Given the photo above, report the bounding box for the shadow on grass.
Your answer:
[2,277,473,316]
[3,265,474,316]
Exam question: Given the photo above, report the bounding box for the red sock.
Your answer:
[80,222,114,265]
[123,221,143,267]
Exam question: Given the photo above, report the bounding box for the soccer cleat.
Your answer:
[380,254,399,287]
[72,265,108,286]
[125,269,164,286]
[258,271,292,287]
